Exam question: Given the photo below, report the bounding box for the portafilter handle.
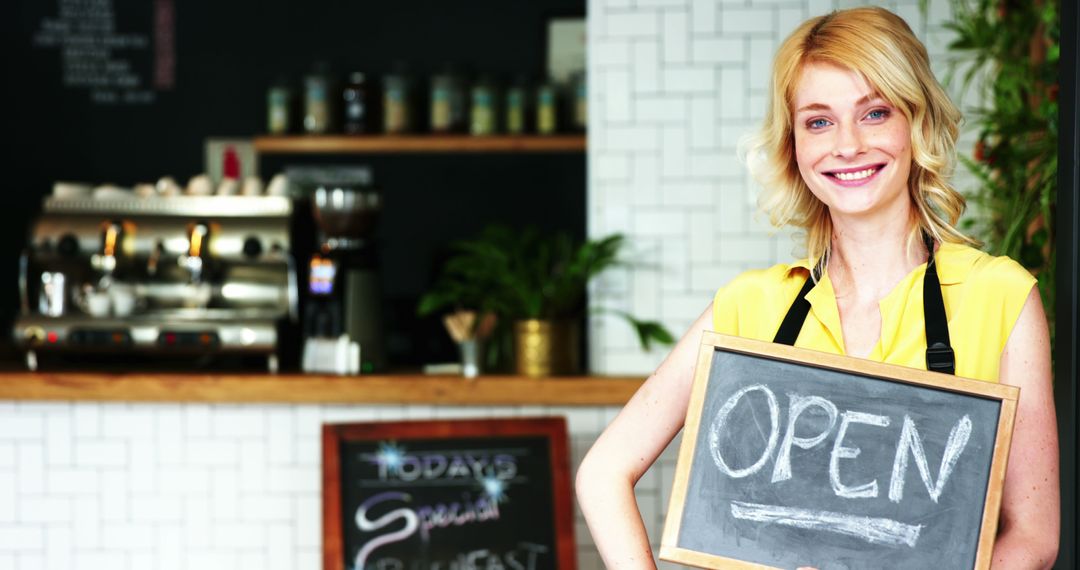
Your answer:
[146,240,165,278]
[91,221,123,289]
[179,221,211,284]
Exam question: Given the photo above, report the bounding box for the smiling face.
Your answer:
[792,63,914,225]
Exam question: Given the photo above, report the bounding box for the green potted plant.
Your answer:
[419,225,674,376]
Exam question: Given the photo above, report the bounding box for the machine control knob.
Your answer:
[57,234,80,257]
[242,236,263,258]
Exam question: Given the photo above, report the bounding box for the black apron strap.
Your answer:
[771,234,955,375]
[772,265,818,346]
[922,233,955,374]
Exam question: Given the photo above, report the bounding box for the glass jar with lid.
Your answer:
[267,77,293,135]
[571,71,587,131]
[383,65,414,134]
[504,76,530,135]
[536,80,558,135]
[303,63,335,134]
[342,72,370,134]
[430,67,466,133]
[470,76,499,136]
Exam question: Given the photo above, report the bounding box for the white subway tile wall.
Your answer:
[0,402,671,569]
[0,1,980,567]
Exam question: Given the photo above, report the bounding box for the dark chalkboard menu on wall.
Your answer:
[660,334,1019,570]
[323,418,575,570]
[28,0,173,105]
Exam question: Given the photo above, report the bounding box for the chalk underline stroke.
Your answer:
[729,501,923,548]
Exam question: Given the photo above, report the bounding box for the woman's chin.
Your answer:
[823,191,914,224]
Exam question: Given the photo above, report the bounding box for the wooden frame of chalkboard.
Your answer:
[660,333,1019,570]
[322,417,576,570]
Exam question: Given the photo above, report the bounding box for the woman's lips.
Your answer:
[824,164,886,187]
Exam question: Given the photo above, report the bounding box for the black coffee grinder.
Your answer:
[302,173,385,373]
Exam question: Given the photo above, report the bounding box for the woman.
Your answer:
[576,7,1059,569]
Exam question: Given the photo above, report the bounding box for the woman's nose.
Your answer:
[831,122,865,158]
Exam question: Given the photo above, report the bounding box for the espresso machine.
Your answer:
[14,192,298,371]
[302,170,385,374]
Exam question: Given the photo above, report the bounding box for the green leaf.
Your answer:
[631,319,676,351]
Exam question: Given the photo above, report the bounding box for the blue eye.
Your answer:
[808,118,830,130]
[866,108,890,120]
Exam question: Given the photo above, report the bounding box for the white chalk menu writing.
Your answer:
[31,0,175,105]
[673,349,1003,569]
[341,437,557,570]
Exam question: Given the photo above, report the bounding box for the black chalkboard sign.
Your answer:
[322,418,576,570]
[660,333,1018,570]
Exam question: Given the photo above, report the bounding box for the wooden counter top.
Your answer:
[253,134,586,154]
[0,372,644,406]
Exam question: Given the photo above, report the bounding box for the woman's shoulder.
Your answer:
[714,261,809,308]
[936,242,1036,294]
[712,261,809,335]
[721,261,809,293]
[936,244,1039,378]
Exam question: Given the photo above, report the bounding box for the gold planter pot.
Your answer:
[513,319,581,377]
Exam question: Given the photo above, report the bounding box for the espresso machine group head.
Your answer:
[15,194,298,371]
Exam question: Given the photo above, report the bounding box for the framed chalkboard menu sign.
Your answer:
[323,417,576,570]
[660,333,1019,570]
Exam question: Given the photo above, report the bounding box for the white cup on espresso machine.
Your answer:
[38,272,66,317]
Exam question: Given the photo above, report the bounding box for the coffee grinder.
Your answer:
[302,171,385,373]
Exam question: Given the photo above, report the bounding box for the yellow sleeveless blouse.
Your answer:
[711,243,1036,383]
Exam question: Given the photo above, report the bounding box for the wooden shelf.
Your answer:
[253,134,586,154]
[0,372,642,406]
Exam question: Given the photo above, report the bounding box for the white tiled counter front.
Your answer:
[0,372,681,569]
[0,397,685,570]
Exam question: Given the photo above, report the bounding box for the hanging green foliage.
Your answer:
[943,0,1060,339]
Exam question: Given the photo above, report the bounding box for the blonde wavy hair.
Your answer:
[748,6,979,271]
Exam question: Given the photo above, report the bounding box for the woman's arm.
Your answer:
[575,304,714,569]
[993,288,1060,569]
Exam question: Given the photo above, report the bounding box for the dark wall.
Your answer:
[1054,0,1078,566]
[5,0,586,367]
